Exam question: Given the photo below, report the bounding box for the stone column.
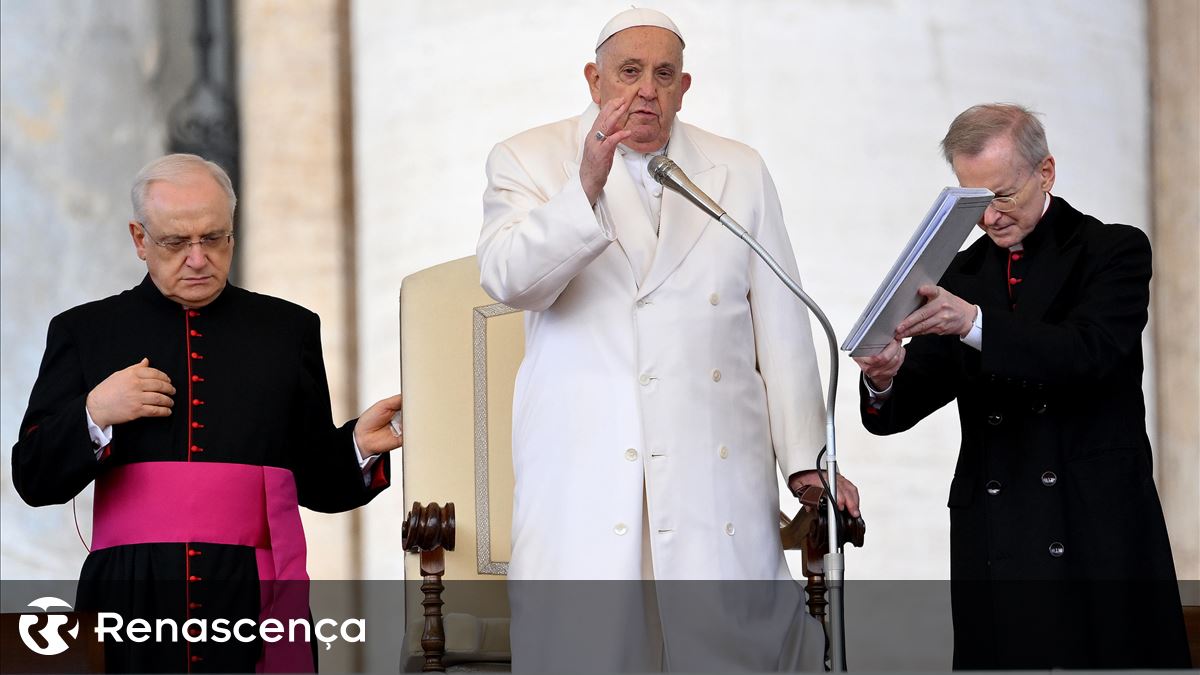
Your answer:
[1149,0,1199,584]
[236,0,360,581]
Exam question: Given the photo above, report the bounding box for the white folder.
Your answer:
[841,187,993,357]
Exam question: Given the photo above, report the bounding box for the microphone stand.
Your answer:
[717,213,847,672]
[647,155,847,670]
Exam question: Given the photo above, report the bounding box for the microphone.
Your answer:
[647,155,726,221]
[647,155,847,667]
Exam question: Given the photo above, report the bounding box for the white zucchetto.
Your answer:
[595,7,685,51]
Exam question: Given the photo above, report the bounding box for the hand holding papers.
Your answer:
[841,188,993,357]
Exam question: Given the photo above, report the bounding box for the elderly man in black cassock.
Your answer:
[12,154,403,673]
[854,104,1189,669]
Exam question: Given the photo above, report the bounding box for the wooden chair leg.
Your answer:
[419,549,446,672]
[404,502,456,673]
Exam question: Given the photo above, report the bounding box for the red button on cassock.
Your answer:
[188,548,200,557]
[188,602,202,610]
[190,330,202,337]
[188,310,200,318]
[1009,277,1021,285]
[188,575,202,582]
[191,422,204,429]
[191,655,203,663]
[190,352,203,359]
[190,445,203,453]
[192,399,204,406]
[191,375,204,382]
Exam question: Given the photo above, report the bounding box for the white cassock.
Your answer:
[478,103,826,672]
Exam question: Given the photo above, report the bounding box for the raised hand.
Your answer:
[580,97,634,204]
[86,358,176,428]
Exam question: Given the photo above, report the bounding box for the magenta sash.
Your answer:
[93,461,313,673]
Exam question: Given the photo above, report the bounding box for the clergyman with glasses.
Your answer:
[852,104,1190,669]
[12,153,403,673]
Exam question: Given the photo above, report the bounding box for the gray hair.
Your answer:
[940,103,1049,170]
[130,154,236,225]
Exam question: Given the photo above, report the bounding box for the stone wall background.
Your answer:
[2,1,1194,595]
[1,0,195,579]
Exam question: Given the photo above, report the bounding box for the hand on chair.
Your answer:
[354,394,403,456]
[788,470,861,518]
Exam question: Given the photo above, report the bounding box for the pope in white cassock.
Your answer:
[477,8,859,672]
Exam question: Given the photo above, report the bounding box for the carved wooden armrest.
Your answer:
[403,502,456,673]
[780,486,866,621]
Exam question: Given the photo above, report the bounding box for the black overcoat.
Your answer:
[12,276,390,672]
[859,197,1189,669]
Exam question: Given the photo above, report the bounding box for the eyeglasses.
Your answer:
[140,224,233,254]
[989,168,1039,213]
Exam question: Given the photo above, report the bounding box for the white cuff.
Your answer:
[592,196,617,241]
[85,407,112,459]
[352,434,380,485]
[960,305,983,351]
[863,373,893,400]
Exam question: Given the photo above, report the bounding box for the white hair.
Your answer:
[130,154,236,225]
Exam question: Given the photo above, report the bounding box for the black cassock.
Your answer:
[13,276,390,673]
[860,197,1190,669]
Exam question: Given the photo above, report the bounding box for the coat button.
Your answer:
[711,369,722,382]
[1041,471,1058,487]
[639,373,651,385]
[192,375,204,382]
[987,413,1003,426]
[1049,542,1065,557]
[718,445,729,459]
[725,523,735,536]
[1031,401,1048,414]
[613,523,628,536]
[188,602,203,610]
[709,293,720,305]
[985,480,1002,496]
[636,299,646,308]
[188,575,202,582]
[624,448,638,461]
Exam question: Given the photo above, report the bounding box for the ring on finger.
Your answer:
[594,130,607,142]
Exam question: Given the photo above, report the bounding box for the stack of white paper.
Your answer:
[841,187,994,357]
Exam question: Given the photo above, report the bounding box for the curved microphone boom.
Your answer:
[647,154,850,672]
[647,155,726,221]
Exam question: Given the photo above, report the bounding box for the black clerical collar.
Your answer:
[134,274,233,312]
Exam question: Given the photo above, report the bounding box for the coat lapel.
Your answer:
[636,124,726,299]
[1015,203,1082,319]
[941,237,1007,320]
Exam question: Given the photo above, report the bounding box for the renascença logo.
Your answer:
[18,597,79,656]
